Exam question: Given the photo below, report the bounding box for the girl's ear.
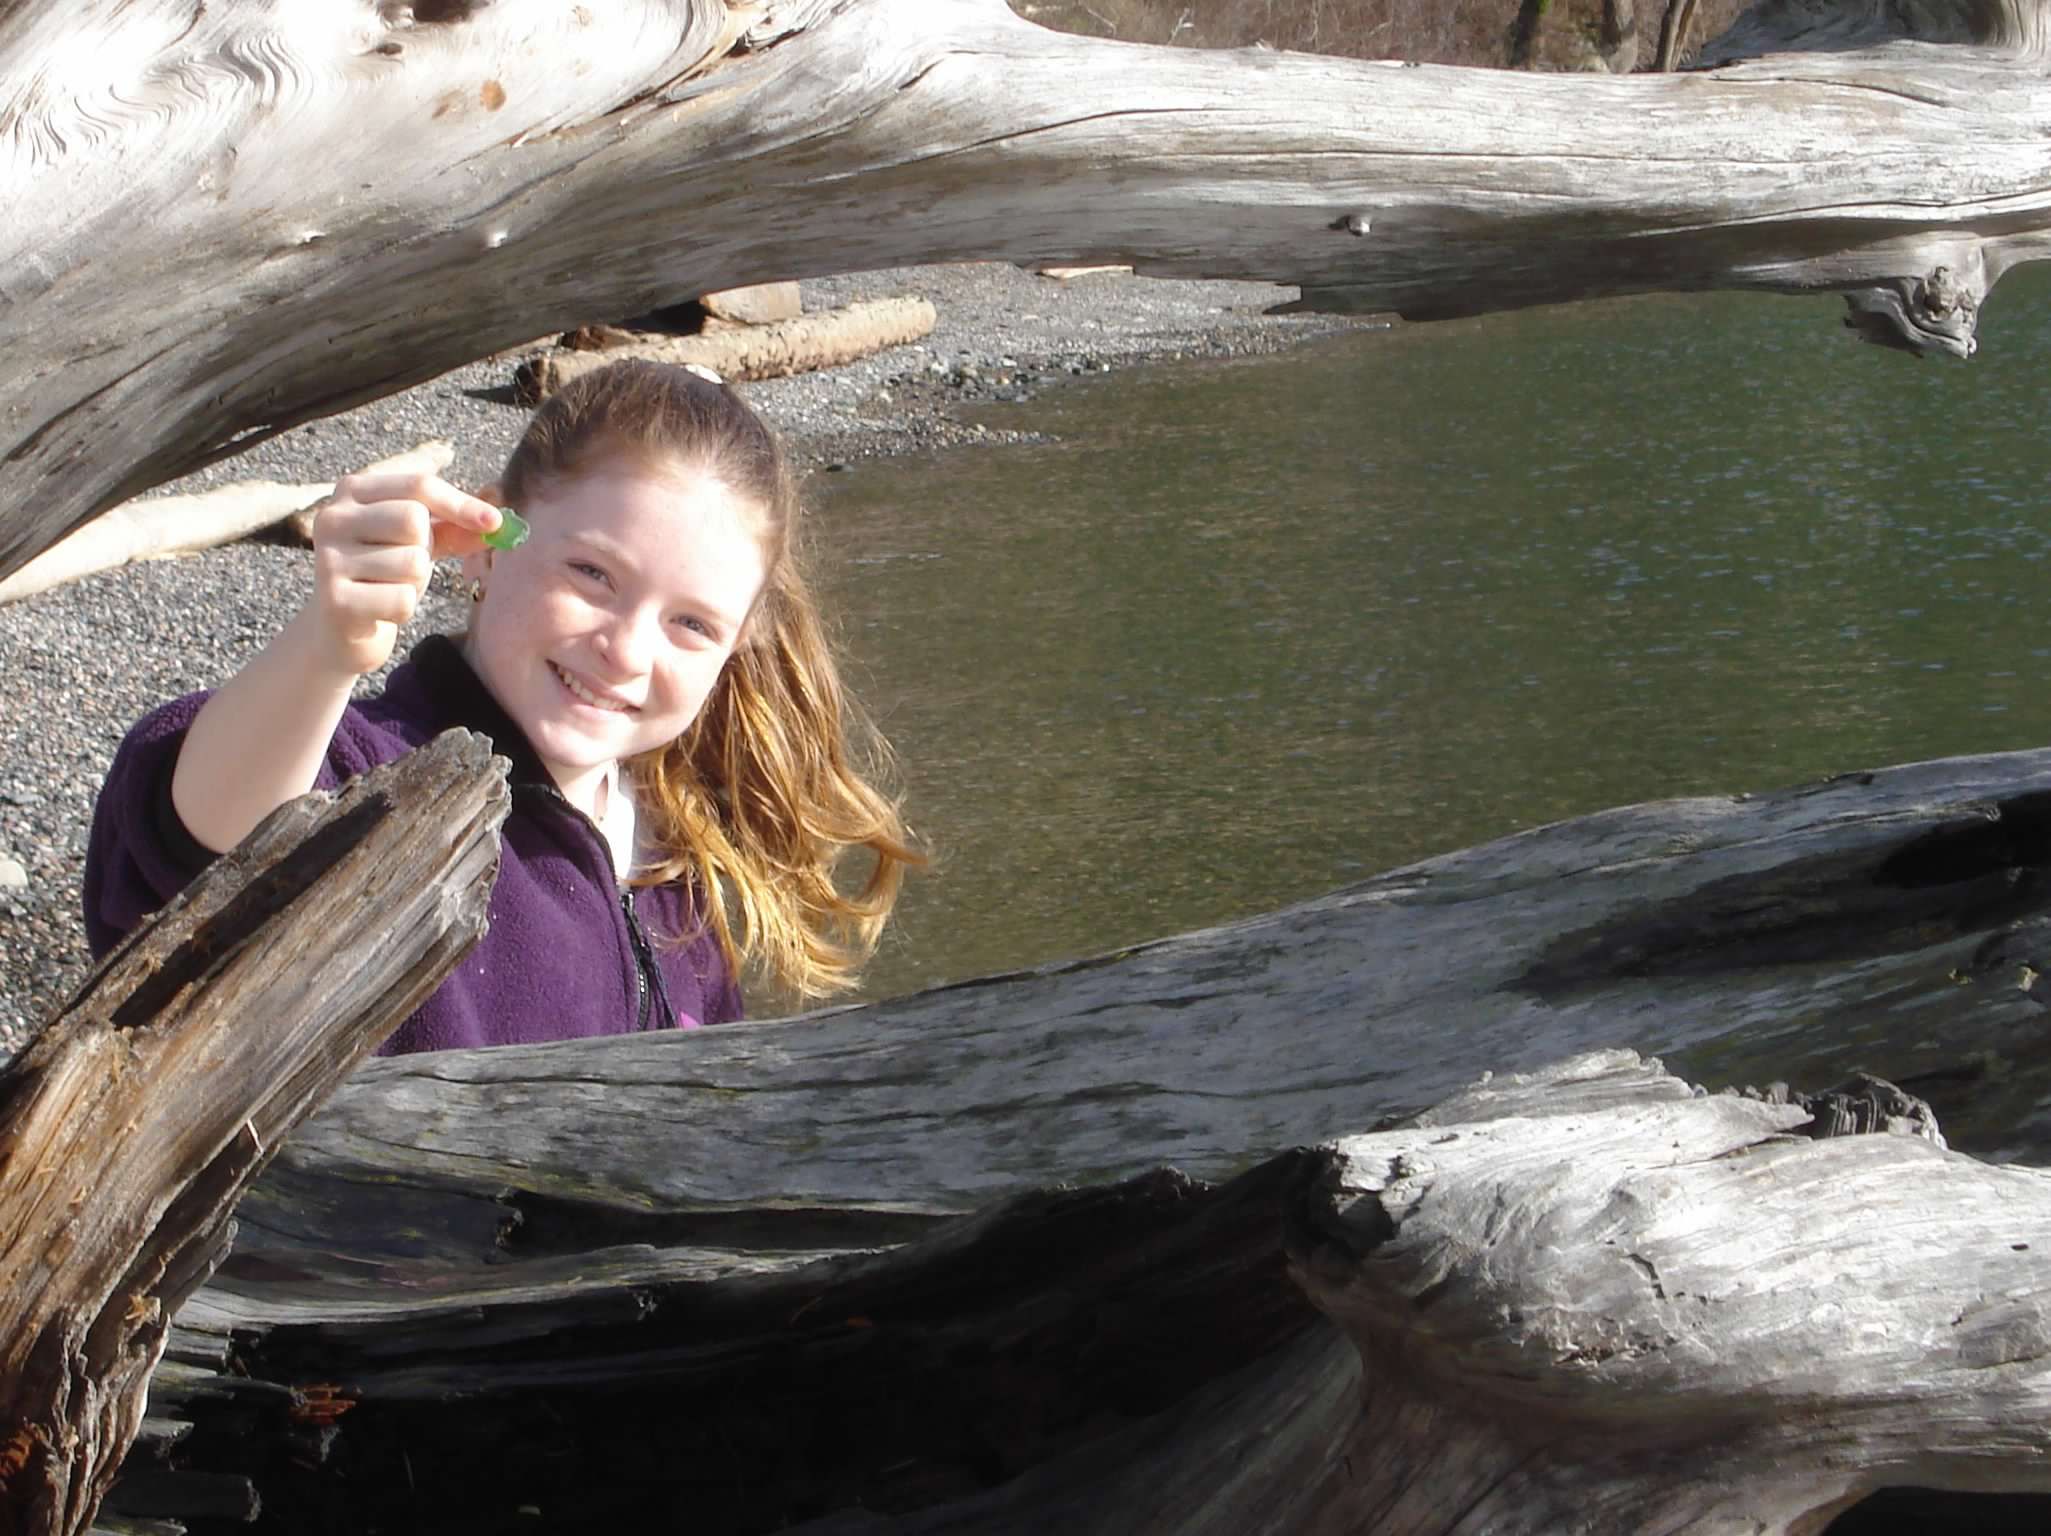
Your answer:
[460,483,507,586]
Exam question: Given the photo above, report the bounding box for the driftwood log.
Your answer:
[0,732,508,1536]
[78,742,2051,1532]
[107,1052,2051,1535]
[514,296,940,402]
[5,0,2049,576]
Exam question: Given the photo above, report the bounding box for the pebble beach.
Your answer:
[0,262,1365,1059]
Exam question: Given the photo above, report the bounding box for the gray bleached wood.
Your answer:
[272,742,2051,1229]
[116,1050,2051,1533]
[5,0,2050,577]
[0,731,507,1536]
[107,742,2051,1522]
[1289,1051,2051,1533]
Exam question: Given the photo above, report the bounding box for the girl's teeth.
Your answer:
[555,663,626,711]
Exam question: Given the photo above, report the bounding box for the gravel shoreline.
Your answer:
[0,262,1366,1058]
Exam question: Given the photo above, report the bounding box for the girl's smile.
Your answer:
[550,660,635,713]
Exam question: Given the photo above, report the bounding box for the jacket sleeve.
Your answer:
[83,692,216,958]
[81,691,396,959]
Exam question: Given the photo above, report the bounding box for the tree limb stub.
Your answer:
[115,1051,2051,1532]
[5,0,2050,577]
[0,730,507,1536]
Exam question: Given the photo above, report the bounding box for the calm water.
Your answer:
[812,268,2051,1120]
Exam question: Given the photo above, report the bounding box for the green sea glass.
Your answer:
[482,507,530,551]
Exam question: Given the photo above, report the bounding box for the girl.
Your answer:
[85,360,919,1054]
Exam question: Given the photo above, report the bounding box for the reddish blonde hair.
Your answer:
[501,360,920,1001]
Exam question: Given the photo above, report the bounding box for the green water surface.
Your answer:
[810,269,2051,1147]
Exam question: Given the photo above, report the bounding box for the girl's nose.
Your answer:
[604,606,661,673]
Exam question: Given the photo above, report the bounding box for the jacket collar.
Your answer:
[407,633,560,794]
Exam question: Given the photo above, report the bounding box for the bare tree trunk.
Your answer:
[1604,0,1638,49]
[247,743,2051,1218]
[0,731,506,1536]
[4,0,2048,576]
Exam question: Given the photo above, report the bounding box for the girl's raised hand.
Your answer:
[307,471,505,677]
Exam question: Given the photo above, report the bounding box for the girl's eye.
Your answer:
[570,561,611,587]
[673,615,716,641]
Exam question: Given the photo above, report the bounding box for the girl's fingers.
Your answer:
[327,576,421,630]
[321,498,431,551]
[325,473,503,546]
[429,514,495,562]
[329,542,433,590]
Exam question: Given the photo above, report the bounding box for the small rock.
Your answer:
[0,857,26,890]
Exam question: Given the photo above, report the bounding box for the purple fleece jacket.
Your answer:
[84,634,743,1055]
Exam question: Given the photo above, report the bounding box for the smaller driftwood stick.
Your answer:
[0,730,507,1536]
[515,295,938,402]
[0,441,453,607]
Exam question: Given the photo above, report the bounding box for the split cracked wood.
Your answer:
[0,731,508,1536]
[5,0,2051,576]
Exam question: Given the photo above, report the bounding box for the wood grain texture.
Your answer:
[1293,1051,2051,1529]
[5,0,2050,576]
[0,731,507,1536]
[110,1051,2051,1533]
[256,743,2051,1235]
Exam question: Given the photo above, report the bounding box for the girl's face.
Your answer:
[462,458,769,813]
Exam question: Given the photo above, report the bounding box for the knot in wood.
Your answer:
[1916,265,1974,322]
[1738,1072,1946,1148]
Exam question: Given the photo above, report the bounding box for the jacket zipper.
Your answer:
[620,888,677,1032]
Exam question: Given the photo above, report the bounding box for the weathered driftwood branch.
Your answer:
[6,0,2049,576]
[0,441,453,607]
[0,731,507,1536]
[254,742,2051,1228]
[515,295,939,402]
[111,1050,2051,1532]
[75,742,2051,1529]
